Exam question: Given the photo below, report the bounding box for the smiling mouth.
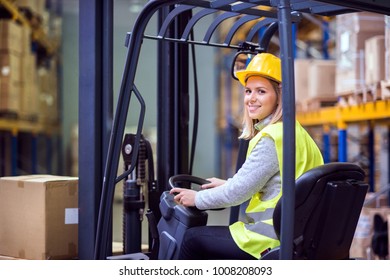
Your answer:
[248,105,260,112]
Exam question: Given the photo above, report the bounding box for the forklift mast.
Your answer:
[93,0,390,260]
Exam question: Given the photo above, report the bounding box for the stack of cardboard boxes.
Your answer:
[294,58,337,112]
[37,59,59,124]
[0,20,25,116]
[0,0,59,123]
[296,12,388,111]
[19,27,39,121]
[0,19,40,120]
[365,35,385,98]
[336,12,385,96]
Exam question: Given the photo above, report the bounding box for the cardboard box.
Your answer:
[0,20,23,55]
[19,53,39,118]
[20,25,32,55]
[0,52,22,83]
[294,59,310,102]
[0,175,78,260]
[0,83,21,112]
[0,52,22,112]
[336,11,385,34]
[37,61,59,124]
[365,35,385,86]
[294,59,336,111]
[0,19,30,56]
[308,59,336,99]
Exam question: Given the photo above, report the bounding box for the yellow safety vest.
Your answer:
[229,121,324,259]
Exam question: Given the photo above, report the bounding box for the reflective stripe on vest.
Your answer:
[229,121,324,259]
[244,208,278,240]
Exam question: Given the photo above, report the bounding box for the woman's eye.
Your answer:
[244,89,251,95]
[258,89,266,94]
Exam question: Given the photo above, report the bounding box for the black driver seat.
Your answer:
[261,162,369,260]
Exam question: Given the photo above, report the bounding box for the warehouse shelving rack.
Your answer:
[0,119,59,175]
[0,0,60,176]
[78,0,390,260]
[297,100,390,192]
[297,100,390,161]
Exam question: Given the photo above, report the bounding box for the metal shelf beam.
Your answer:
[297,100,390,128]
[0,119,59,134]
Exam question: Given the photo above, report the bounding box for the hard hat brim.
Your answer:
[236,70,281,86]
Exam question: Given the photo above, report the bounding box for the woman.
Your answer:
[170,53,324,259]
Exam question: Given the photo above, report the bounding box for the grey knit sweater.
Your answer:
[195,122,281,211]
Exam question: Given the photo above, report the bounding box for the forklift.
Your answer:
[91,0,389,260]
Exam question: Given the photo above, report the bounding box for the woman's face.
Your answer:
[244,76,278,121]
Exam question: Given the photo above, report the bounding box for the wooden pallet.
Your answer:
[0,110,18,120]
[0,111,40,123]
[337,83,383,107]
[297,96,338,112]
[19,113,39,123]
[380,80,390,100]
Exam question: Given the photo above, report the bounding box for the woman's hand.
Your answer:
[201,177,226,189]
[170,188,197,207]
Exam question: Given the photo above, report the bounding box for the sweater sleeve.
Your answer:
[195,136,280,210]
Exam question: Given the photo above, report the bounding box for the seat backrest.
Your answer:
[272,162,369,260]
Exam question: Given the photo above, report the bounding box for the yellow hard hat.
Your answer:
[235,53,281,86]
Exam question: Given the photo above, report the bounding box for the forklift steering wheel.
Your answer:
[169,174,210,191]
[169,174,224,211]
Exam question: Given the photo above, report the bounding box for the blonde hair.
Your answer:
[239,79,282,140]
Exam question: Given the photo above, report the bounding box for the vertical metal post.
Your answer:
[57,135,63,176]
[79,0,102,259]
[0,132,3,176]
[322,20,330,59]
[11,130,17,176]
[224,68,233,178]
[46,136,52,174]
[157,6,175,194]
[123,179,143,253]
[157,6,190,191]
[292,23,297,58]
[368,122,375,192]
[323,125,330,163]
[31,133,37,174]
[388,126,390,206]
[338,130,347,162]
[174,11,190,175]
[79,0,113,259]
[338,122,347,162]
[102,0,114,257]
[102,0,113,171]
[277,0,295,260]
